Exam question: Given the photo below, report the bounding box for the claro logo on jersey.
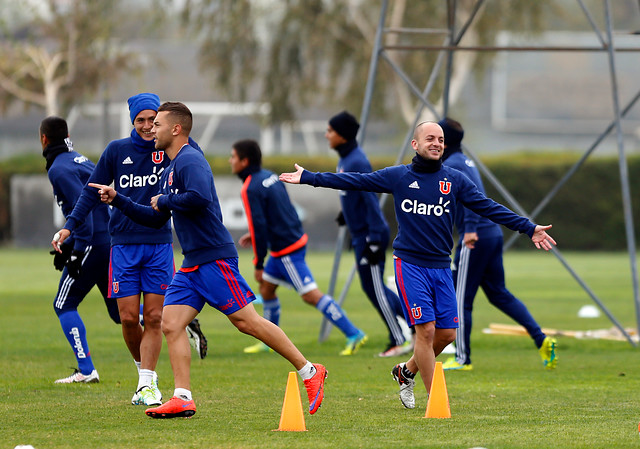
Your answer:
[119,165,164,189]
[401,197,450,216]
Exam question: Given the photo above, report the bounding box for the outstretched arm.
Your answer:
[531,224,556,251]
[279,164,304,184]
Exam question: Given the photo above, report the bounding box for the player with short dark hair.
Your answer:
[40,116,121,384]
[89,102,327,419]
[279,121,556,409]
[230,138,367,356]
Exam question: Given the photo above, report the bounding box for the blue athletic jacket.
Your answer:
[238,166,307,269]
[300,157,536,268]
[335,141,389,245]
[46,142,110,252]
[111,144,237,268]
[442,147,503,240]
[63,129,173,245]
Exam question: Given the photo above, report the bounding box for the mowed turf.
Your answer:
[1,247,640,449]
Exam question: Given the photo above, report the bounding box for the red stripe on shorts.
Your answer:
[395,258,415,326]
[216,260,247,308]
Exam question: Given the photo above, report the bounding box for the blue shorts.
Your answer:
[164,258,256,315]
[109,244,174,298]
[393,257,458,329]
[262,247,317,295]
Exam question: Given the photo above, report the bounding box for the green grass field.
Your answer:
[1,248,640,449]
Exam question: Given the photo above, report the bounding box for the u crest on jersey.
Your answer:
[112,281,120,294]
[439,180,451,195]
[152,151,164,164]
[411,306,422,320]
[168,170,174,186]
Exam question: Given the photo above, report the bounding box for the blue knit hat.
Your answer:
[329,111,360,141]
[437,117,464,147]
[127,93,160,124]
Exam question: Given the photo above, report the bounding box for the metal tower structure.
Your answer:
[321,0,640,345]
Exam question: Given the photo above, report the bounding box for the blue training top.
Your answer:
[48,146,110,252]
[300,159,536,268]
[111,144,237,268]
[238,165,307,269]
[63,129,173,246]
[442,148,503,241]
[335,141,389,245]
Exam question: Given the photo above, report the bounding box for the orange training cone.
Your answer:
[424,361,451,418]
[274,371,307,431]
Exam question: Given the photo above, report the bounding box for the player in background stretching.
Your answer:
[279,121,556,409]
[89,102,327,418]
[229,139,367,356]
[438,117,557,371]
[325,111,411,357]
[52,93,207,407]
[40,116,121,384]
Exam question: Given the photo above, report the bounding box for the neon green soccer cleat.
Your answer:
[539,336,558,369]
[340,331,368,356]
[243,341,273,354]
[442,357,473,371]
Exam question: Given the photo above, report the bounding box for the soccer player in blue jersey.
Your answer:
[88,102,327,419]
[40,116,121,384]
[438,117,557,371]
[279,121,556,409]
[229,139,367,356]
[52,93,206,406]
[325,111,411,357]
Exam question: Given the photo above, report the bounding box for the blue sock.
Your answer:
[316,295,360,338]
[262,298,281,326]
[139,304,144,326]
[58,311,94,374]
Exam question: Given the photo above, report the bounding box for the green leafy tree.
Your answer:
[0,0,139,116]
[179,0,551,125]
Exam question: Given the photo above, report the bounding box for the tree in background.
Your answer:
[178,0,550,125]
[0,0,139,116]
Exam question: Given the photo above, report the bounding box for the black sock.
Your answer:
[402,365,415,379]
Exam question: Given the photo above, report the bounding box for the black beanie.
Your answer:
[437,118,464,147]
[329,111,360,141]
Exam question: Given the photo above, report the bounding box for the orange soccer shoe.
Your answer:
[303,363,328,415]
[145,396,196,419]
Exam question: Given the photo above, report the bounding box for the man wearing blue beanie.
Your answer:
[52,93,207,406]
[325,111,412,357]
[438,117,557,372]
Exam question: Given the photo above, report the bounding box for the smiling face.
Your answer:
[411,122,444,161]
[133,110,157,141]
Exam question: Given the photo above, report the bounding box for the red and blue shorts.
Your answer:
[108,243,174,298]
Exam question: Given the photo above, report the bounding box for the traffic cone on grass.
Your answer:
[274,371,307,431]
[424,361,451,418]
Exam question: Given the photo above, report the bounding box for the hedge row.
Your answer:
[2,151,639,250]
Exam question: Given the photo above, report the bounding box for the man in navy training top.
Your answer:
[40,116,121,384]
[279,121,556,409]
[88,102,327,418]
[229,139,367,356]
[438,117,557,372]
[52,93,207,407]
[325,111,412,358]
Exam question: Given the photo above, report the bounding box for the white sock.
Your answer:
[297,361,316,380]
[134,360,141,373]
[174,388,192,401]
[137,369,154,390]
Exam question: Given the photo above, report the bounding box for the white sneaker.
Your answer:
[132,374,162,405]
[391,363,415,409]
[186,318,208,359]
[377,340,413,357]
[55,368,100,384]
